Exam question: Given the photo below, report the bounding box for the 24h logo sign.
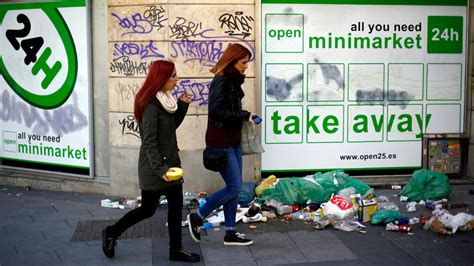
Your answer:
[0,7,77,109]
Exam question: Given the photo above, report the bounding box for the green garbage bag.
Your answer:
[259,175,332,205]
[370,210,402,225]
[401,169,451,201]
[314,170,375,199]
[259,170,374,205]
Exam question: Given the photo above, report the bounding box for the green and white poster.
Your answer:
[261,0,468,172]
[0,0,92,176]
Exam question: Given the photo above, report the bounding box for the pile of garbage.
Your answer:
[229,169,472,235]
[100,168,473,235]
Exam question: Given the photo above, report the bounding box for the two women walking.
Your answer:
[102,43,257,262]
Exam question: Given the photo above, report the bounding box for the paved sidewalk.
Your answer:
[0,184,473,265]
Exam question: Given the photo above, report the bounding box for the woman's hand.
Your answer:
[179,93,192,103]
[248,112,257,129]
[161,174,169,181]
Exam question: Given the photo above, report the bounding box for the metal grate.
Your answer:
[71,218,169,242]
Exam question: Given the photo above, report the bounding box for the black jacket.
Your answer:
[138,98,189,191]
[207,75,250,129]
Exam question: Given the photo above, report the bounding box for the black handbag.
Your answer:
[203,147,227,172]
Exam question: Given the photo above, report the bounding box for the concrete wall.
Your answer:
[0,0,259,197]
[106,0,258,196]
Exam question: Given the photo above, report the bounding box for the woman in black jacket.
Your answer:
[101,60,200,263]
[188,43,257,246]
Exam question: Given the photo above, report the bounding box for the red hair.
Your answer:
[210,43,252,75]
[134,60,175,123]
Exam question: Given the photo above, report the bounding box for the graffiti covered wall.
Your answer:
[107,0,257,193]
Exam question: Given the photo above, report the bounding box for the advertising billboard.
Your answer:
[261,0,468,172]
[1,0,92,176]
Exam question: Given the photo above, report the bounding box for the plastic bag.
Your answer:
[237,182,257,206]
[401,169,451,201]
[370,210,402,225]
[260,175,332,204]
[406,202,417,212]
[320,195,354,219]
[241,121,265,155]
[337,187,356,201]
[255,175,277,196]
[332,219,366,232]
[377,201,399,211]
[438,212,474,233]
[314,170,375,199]
[259,170,375,205]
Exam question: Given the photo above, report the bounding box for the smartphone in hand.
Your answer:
[252,115,262,125]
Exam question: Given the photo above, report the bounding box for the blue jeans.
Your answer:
[197,145,242,231]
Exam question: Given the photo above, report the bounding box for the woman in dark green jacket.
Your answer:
[101,60,200,263]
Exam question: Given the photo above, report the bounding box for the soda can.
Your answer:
[421,216,427,224]
[397,224,411,232]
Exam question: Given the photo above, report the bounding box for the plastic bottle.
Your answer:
[277,205,292,215]
[199,198,206,208]
[420,216,428,224]
[386,223,411,232]
[203,222,212,230]
[265,199,282,209]
[290,211,309,220]
[396,224,411,232]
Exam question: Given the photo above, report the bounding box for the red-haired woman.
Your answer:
[102,60,200,263]
[188,43,257,246]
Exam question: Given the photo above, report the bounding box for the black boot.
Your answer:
[169,248,200,263]
[102,226,117,258]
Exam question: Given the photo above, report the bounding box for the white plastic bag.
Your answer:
[439,212,473,233]
[321,195,355,219]
[241,121,265,155]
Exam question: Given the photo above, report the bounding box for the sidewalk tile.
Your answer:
[15,240,88,255]
[0,244,18,258]
[288,230,357,262]
[0,231,45,246]
[0,215,34,226]
[63,260,107,266]
[57,246,108,263]
[0,250,62,265]
[42,227,76,241]
[250,232,309,265]
[198,229,255,264]
[5,219,71,233]
[31,209,93,222]
[152,234,204,266]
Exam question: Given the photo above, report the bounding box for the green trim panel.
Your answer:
[262,166,421,173]
[261,0,467,6]
[0,0,85,9]
[1,157,89,170]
